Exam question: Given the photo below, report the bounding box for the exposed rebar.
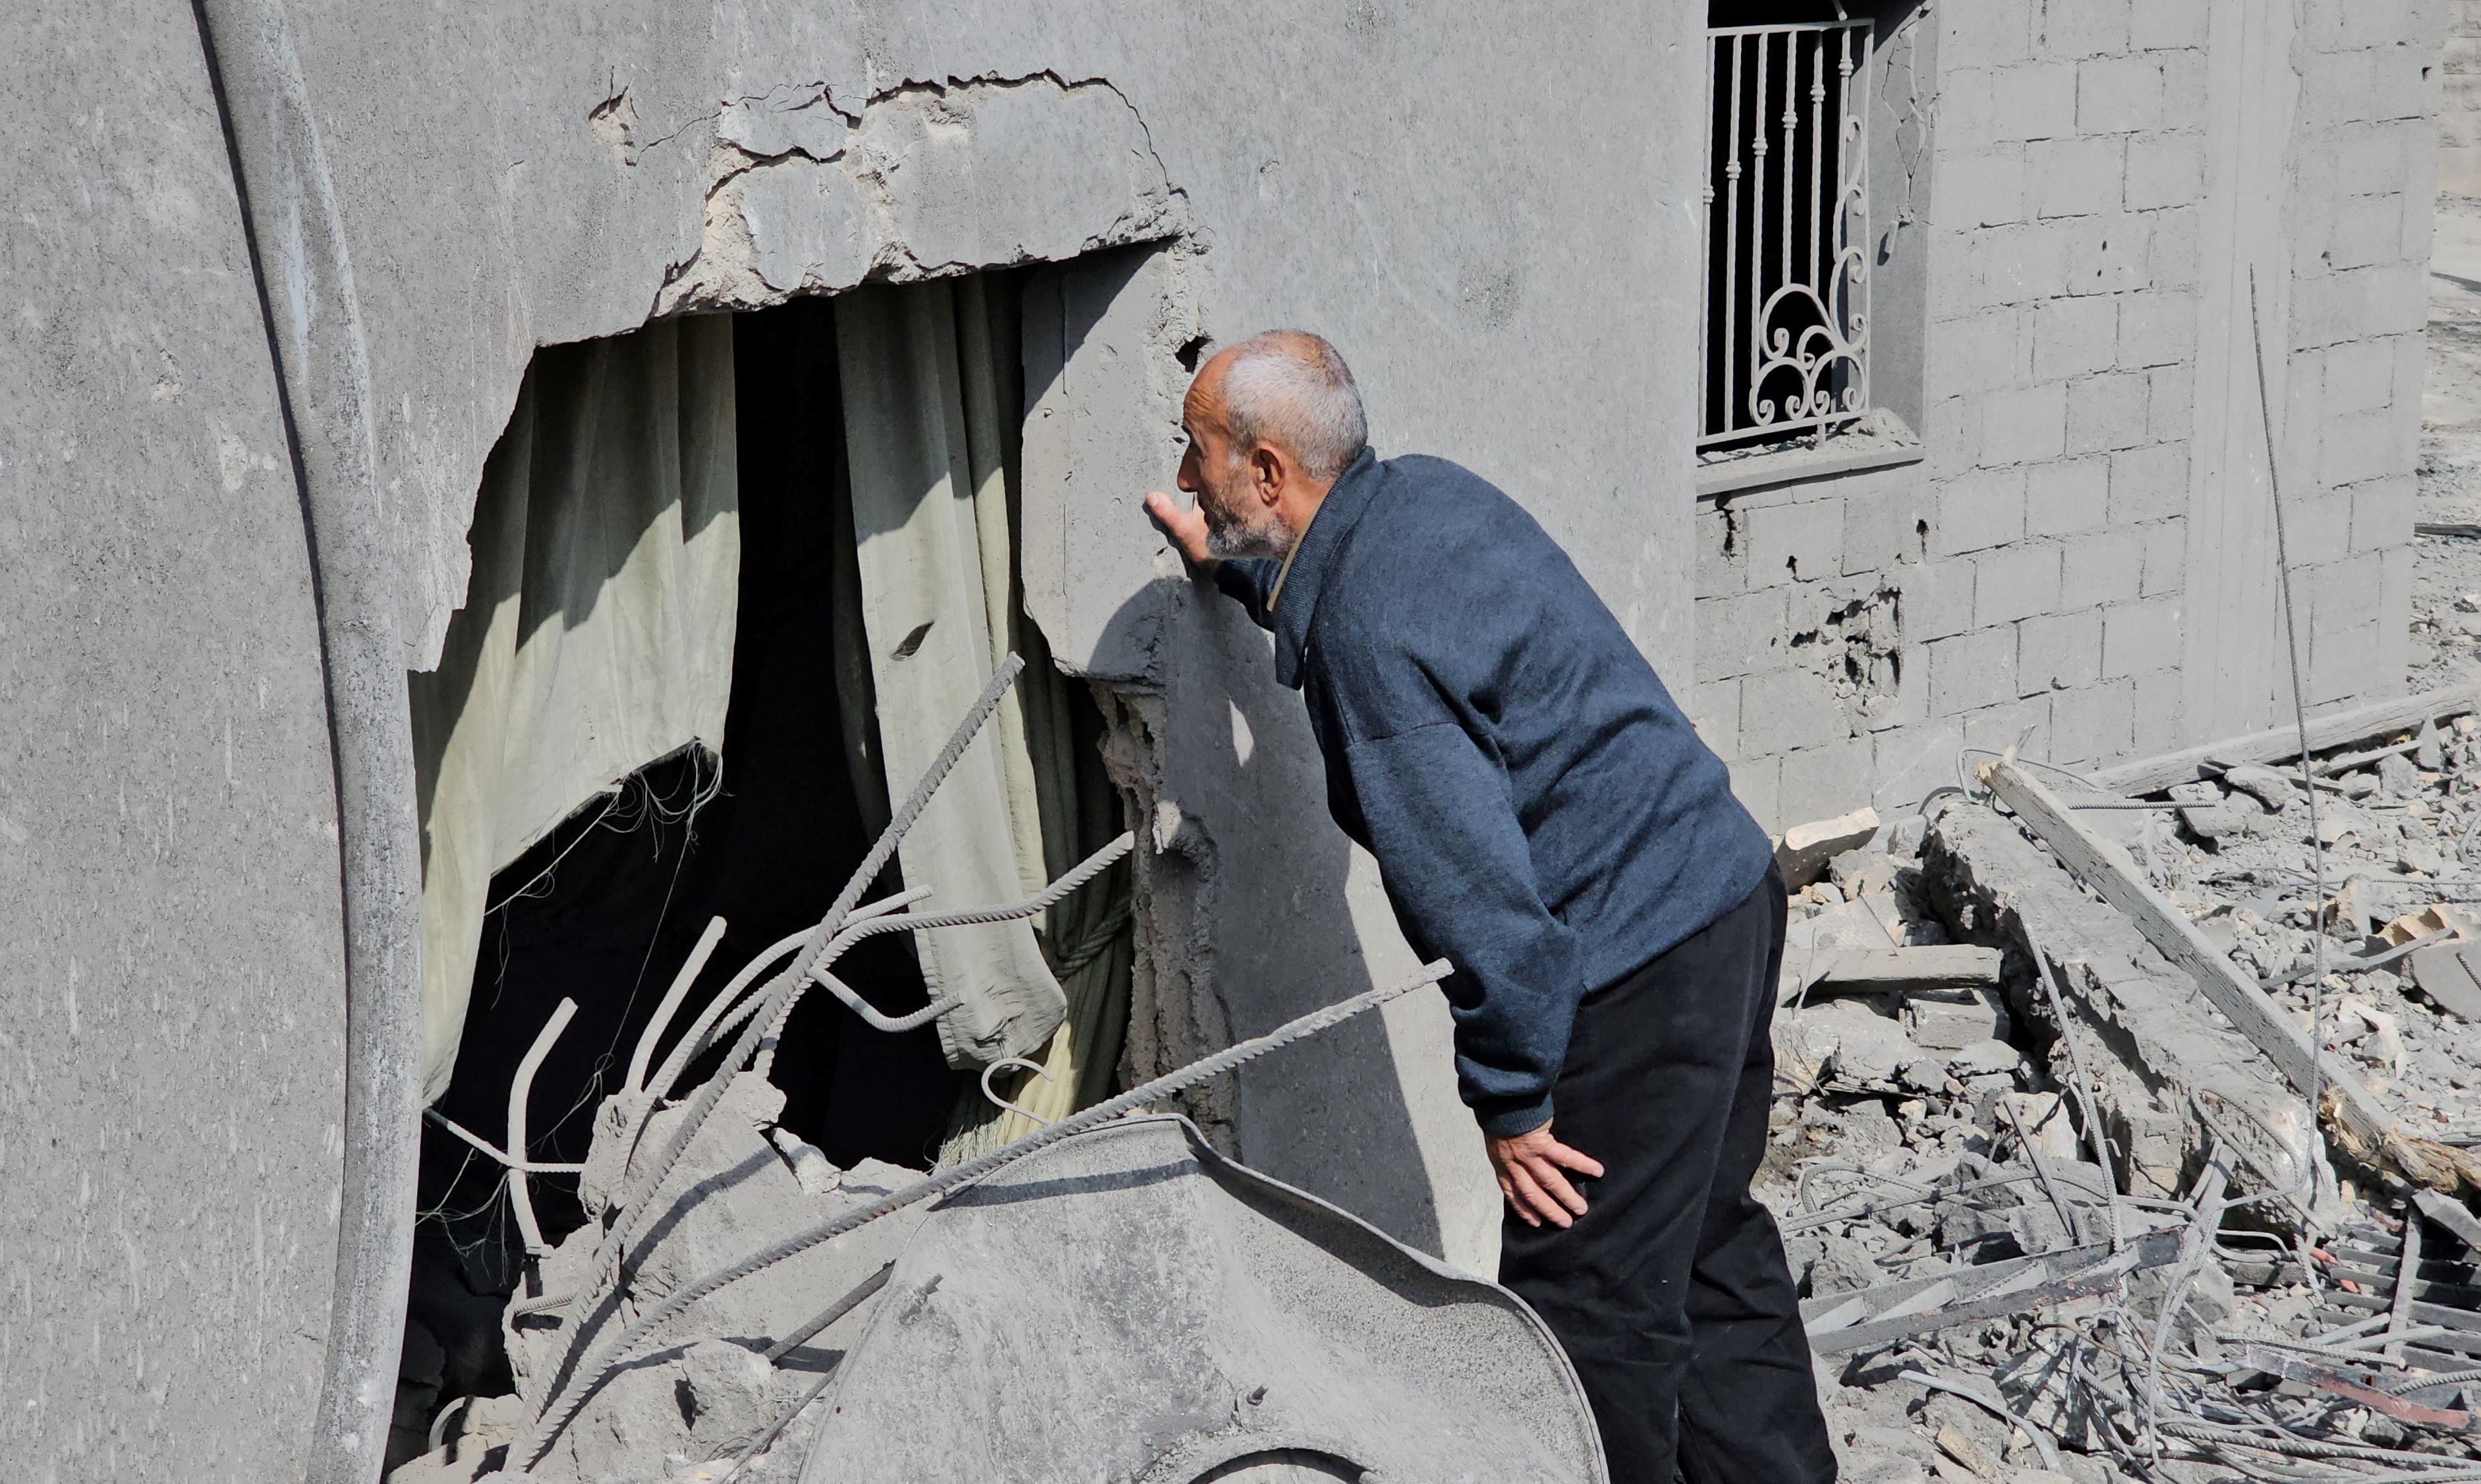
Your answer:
[513,959,1451,1470]
[532,656,1025,1420]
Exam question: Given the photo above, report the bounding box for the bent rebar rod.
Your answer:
[513,959,1453,1470]
[625,916,727,1096]
[644,890,932,1104]
[749,830,1137,1079]
[420,1109,583,1175]
[760,1263,894,1365]
[509,999,579,1257]
[536,657,1023,1402]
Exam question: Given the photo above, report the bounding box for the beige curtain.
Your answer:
[409,316,739,1103]
[837,278,1064,1070]
[834,276,1132,1155]
[942,613,1135,1159]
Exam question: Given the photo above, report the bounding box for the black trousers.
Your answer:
[1499,867,1835,1483]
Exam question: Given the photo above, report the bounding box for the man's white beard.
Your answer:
[1205,507,1297,561]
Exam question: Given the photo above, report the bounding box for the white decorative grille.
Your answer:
[1701,18,1873,451]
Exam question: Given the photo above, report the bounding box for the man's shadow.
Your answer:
[1087,569,1483,1267]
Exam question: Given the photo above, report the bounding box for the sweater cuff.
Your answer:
[1475,1093,1555,1140]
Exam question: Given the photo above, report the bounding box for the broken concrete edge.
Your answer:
[1777,805,1883,890]
[2093,682,2481,797]
[1980,758,2481,1208]
[1920,794,2326,1220]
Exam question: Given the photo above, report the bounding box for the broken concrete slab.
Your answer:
[496,1071,929,1483]
[792,1115,1603,1483]
[1924,799,2323,1207]
[2412,943,2481,1021]
[1780,898,1902,1001]
[1982,758,2481,1202]
[1779,807,1883,889]
[1904,987,2007,1050]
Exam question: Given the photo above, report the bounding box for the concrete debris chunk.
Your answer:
[1778,806,1883,889]
[2411,942,2481,1019]
[2217,762,2299,813]
[1904,986,2009,1050]
[2380,751,2424,797]
[1766,703,2481,1484]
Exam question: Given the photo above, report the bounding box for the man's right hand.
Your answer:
[1144,490,1215,569]
[1485,1121,1605,1230]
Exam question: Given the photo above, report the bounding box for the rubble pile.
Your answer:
[1767,708,2481,1483]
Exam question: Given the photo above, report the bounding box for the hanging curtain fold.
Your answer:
[408,316,740,1103]
[833,276,1132,1155]
[835,278,1064,1070]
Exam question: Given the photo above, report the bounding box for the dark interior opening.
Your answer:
[393,277,1112,1463]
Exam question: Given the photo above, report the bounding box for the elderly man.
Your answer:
[1143,331,1833,1483]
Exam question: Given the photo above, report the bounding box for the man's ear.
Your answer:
[1249,443,1286,505]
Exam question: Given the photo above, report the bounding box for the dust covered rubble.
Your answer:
[1761,731,2481,1483]
[388,1072,925,1484]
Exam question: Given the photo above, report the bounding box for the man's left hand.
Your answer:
[1485,1121,1605,1229]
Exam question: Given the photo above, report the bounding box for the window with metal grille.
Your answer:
[1700,14,1874,453]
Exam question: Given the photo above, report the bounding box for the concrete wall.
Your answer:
[1691,0,2443,831]
[206,0,1705,1290]
[2443,0,2481,195]
[0,9,351,1481]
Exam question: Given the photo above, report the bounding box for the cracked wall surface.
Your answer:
[239,1,1706,1277]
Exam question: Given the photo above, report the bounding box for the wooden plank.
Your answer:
[1981,760,2407,1178]
[2092,683,2481,795]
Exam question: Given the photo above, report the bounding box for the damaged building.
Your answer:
[3,0,2470,1481]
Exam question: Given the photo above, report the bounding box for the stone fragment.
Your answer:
[1779,898,1900,1001]
[2411,943,2481,1020]
[1789,1000,1924,1087]
[2336,770,2380,799]
[2219,763,2297,813]
[1900,1057,1953,1095]
[2379,752,2422,797]
[1778,807,1883,889]
[1904,987,2007,1050]
[2001,1091,2077,1160]
[1831,847,1899,898]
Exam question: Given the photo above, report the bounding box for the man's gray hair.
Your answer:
[1218,330,1369,480]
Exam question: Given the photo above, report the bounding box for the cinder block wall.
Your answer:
[1692,0,2438,831]
[2443,0,2481,195]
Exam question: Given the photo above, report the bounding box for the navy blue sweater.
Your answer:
[1214,450,1773,1137]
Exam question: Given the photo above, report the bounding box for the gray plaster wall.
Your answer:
[247,1,1704,1286]
[0,9,349,1481]
[1690,0,2443,831]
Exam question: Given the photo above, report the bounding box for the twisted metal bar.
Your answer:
[760,1263,893,1365]
[512,959,1451,1470]
[508,999,579,1258]
[625,916,727,1096]
[646,889,933,1104]
[750,831,1136,1077]
[532,656,1025,1415]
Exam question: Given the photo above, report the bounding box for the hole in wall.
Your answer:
[392,270,1139,1470]
[1176,334,1212,372]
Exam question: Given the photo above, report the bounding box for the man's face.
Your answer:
[1178,358,1295,559]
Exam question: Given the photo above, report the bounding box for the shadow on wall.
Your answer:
[1084,567,1450,1261]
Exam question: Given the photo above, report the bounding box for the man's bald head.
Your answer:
[1194,330,1368,480]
